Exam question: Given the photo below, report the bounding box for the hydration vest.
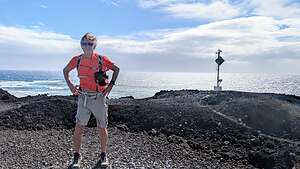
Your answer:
[76,53,109,88]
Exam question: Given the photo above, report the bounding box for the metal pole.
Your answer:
[214,49,224,91]
[216,50,221,87]
[217,64,220,87]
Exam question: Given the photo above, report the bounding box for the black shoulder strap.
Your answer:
[77,54,102,70]
[97,54,103,71]
[76,54,83,70]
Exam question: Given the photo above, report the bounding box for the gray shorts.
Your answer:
[76,91,108,128]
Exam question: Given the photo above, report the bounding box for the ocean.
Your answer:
[0,70,299,98]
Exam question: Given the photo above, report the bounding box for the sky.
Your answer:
[0,0,299,73]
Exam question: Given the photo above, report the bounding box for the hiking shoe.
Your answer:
[70,152,81,169]
[99,152,109,167]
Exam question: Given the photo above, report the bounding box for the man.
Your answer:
[63,33,119,168]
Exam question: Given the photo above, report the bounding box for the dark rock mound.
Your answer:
[1,89,300,169]
[153,89,203,99]
[213,96,300,140]
[248,149,296,169]
[109,103,251,139]
[0,88,17,101]
[108,102,298,169]
[0,97,77,130]
[119,96,134,99]
[147,90,300,141]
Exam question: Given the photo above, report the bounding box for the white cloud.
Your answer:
[40,4,48,9]
[30,22,46,29]
[99,0,121,7]
[226,60,250,65]
[99,16,300,57]
[162,1,241,20]
[0,26,76,51]
[0,26,79,70]
[138,0,300,20]
[139,0,242,21]
[110,0,120,7]
[37,22,45,26]
[0,14,299,73]
[138,0,171,8]
[249,0,300,19]
[98,36,164,54]
[96,16,300,72]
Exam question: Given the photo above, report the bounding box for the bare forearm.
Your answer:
[63,69,74,88]
[110,68,119,84]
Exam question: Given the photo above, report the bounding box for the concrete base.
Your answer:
[214,86,222,91]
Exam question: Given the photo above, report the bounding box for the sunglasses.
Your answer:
[81,42,94,46]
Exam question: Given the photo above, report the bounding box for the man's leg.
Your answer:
[91,93,109,166]
[73,93,90,153]
[98,127,108,153]
[97,127,109,166]
[74,122,85,153]
[70,122,85,168]
[91,94,108,153]
[70,93,90,168]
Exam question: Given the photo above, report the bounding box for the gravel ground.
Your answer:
[0,127,252,169]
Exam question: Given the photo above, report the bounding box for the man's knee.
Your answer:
[98,127,107,134]
[75,122,86,131]
[96,118,108,129]
[98,126,107,130]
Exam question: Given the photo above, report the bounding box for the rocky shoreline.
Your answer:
[1,88,300,169]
